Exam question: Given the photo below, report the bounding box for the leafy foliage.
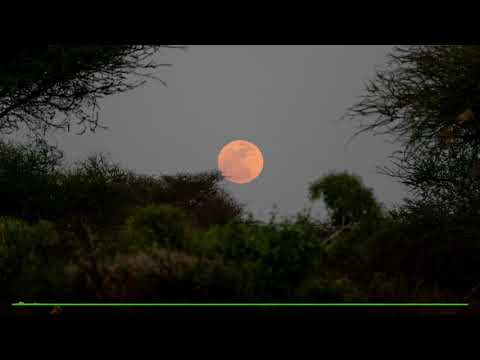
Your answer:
[124,204,191,250]
[0,217,70,301]
[309,171,383,227]
[0,45,183,135]
[367,203,480,292]
[158,171,244,228]
[0,142,244,230]
[347,45,480,215]
[0,138,63,221]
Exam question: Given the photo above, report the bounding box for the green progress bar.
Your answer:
[11,303,470,307]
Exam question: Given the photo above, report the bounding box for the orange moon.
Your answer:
[217,140,264,184]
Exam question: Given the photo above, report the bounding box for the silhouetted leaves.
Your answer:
[0,45,183,135]
[347,45,480,216]
[309,171,383,227]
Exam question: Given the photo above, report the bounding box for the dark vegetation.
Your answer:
[1,45,480,305]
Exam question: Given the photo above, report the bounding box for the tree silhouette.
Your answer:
[0,45,184,135]
[346,45,480,214]
[309,171,382,228]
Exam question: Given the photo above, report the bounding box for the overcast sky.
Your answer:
[34,45,408,221]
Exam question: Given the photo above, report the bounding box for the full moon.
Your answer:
[217,140,264,184]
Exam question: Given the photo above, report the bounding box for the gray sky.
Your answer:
[36,45,408,221]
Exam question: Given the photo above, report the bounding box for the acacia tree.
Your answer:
[0,45,183,135]
[346,45,480,214]
[159,171,245,228]
[309,171,382,228]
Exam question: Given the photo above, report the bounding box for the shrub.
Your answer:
[58,153,137,227]
[94,247,198,300]
[124,204,191,251]
[196,221,268,260]
[0,217,32,289]
[0,217,68,301]
[74,247,243,301]
[157,171,244,228]
[366,206,480,293]
[0,139,63,222]
[259,219,326,295]
[191,216,327,296]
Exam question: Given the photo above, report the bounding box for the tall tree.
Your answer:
[309,171,382,228]
[0,45,183,135]
[346,45,480,214]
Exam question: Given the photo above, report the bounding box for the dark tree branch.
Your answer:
[0,45,185,136]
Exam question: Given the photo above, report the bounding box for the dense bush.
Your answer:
[2,137,480,303]
[367,205,480,293]
[157,171,244,228]
[0,138,63,222]
[123,204,192,251]
[191,216,328,297]
[63,246,249,301]
[58,153,137,227]
[0,217,71,301]
[95,247,200,300]
[0,140,244,231]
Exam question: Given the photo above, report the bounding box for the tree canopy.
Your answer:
[348,45,480,150]
[309,171,382,227]
[347,45,480,215]
[0,45,182,136]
